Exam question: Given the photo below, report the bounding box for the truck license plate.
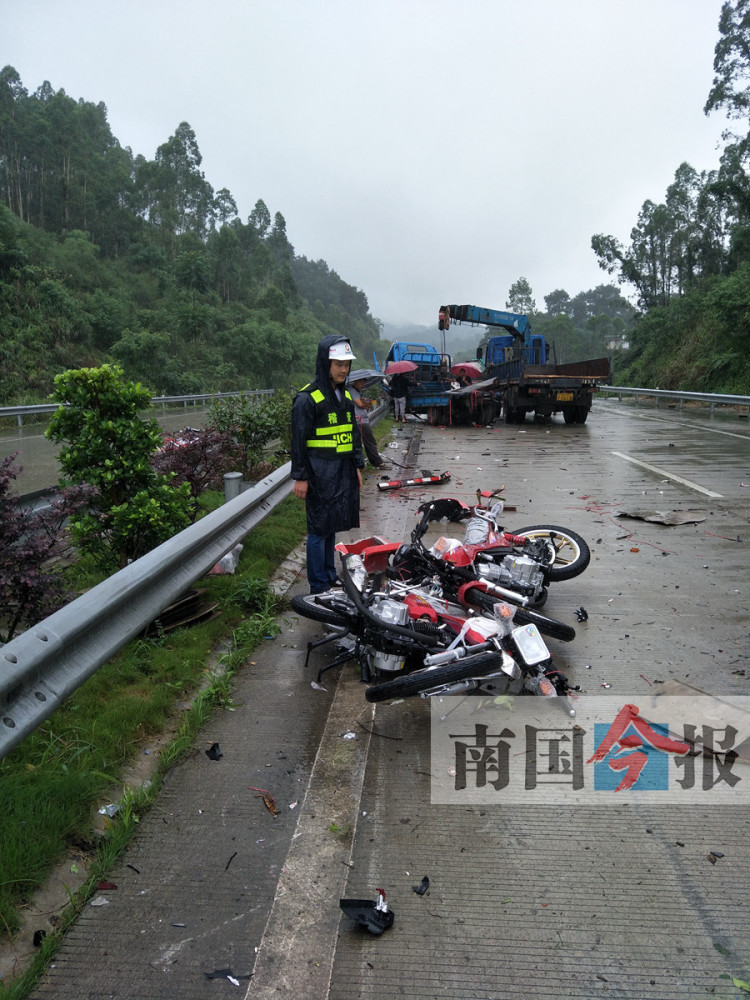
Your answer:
[556,391,574,402]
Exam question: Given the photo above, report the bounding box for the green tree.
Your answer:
[506,276,536,314]
[544,288,571,316]
[704,0,750,133]
[46,364,194,568]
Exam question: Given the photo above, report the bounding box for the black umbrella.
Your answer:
[347,368,383,385]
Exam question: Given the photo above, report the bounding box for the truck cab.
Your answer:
[484,333,549,367]
[385,342,451,382]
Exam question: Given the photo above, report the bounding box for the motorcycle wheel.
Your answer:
[290,592,358,630]
[513,525,591,582]
[365,651,507,703]
[462,587,576,643]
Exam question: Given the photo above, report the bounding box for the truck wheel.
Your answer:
[513,525,591,581]
[563,405,589,424]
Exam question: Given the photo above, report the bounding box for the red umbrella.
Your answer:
[385,360,418,375]
[450,362,483,379]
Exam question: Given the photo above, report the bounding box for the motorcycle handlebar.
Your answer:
[423,640,497,667]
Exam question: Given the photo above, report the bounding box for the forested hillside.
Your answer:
[0,67,381,404]
[587,0,750,393]
[2,2,750,405]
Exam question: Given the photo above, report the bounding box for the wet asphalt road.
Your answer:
[1,405,212,496]
[19,398,750,999]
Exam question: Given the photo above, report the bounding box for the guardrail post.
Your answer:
[224,472,243,502]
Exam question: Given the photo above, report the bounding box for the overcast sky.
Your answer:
[2,0,732,326]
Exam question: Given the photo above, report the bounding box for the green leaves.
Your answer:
[46,364,196,568]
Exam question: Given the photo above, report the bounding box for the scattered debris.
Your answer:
[206,742,223,760]
[32,930,46,947]
[89,896,110,907]
[574,607,588,622]
[615,508,707,525]
[225,852,237,871]
[98,804,119,818]
[203,968,252,984]
[378,472,451,492]
[248,786,278,816]
[412,876,430,896]
[710,850,725,859]
[97,881,117,890]
[209,543,244,576]
[340,889,394,935]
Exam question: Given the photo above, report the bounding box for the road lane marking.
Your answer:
[611,451,724,498]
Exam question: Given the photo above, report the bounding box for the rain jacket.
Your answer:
[291,335,364,537]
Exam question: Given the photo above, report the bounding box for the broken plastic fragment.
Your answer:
[340,888,395,935]
[203,969,251,983]
[206,742,223,760]
[412,876,430,896]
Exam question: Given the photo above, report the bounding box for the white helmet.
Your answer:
[329,339,356,361]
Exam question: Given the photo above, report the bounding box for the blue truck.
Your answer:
[441,304,611,424]
[382,340,500,425]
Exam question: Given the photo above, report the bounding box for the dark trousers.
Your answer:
[307,533,336,593]
[358,420,382,467]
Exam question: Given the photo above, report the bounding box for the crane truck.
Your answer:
[439,304,611,424]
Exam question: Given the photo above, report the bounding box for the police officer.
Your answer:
[291,335,365,594]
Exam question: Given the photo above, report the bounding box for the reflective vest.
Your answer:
[304,387,355,457]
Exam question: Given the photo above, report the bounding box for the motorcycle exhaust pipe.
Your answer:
[477,580,530,606]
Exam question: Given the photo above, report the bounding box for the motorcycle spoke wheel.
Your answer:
[462,587,576,643]
[513,525,591,582]
[365,651,508,703]
[290,593,358,629]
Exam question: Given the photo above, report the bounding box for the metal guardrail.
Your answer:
[0,463,294,760]
[0,390,273,427]
[600,386,750,414]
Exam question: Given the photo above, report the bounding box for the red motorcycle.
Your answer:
[291,535,578,713]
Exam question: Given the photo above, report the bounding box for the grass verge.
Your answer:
[0,492,307,997]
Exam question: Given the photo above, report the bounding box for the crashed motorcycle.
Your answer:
[386,496,589,642]
[290,536,578,713]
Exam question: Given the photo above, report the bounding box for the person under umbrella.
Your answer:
[349,376,390,470]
